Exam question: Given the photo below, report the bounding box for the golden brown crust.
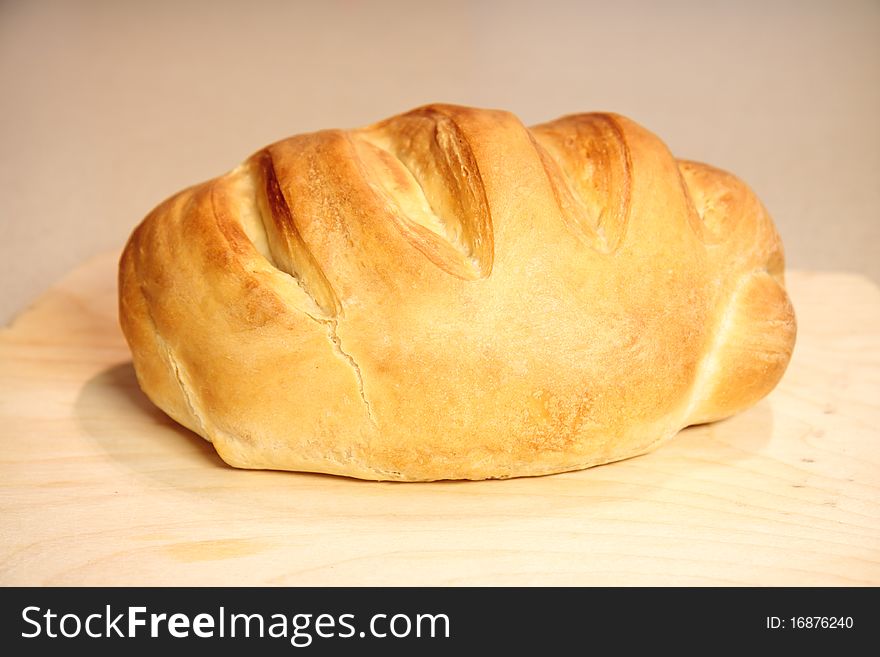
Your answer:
[118,104,796,481]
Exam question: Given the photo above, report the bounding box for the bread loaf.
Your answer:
[119,104,796,481]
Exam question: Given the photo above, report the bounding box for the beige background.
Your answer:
[1,0,878,324]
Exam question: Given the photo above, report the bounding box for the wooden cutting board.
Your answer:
[1,253,878,585]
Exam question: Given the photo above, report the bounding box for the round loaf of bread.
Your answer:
[119,104,796,481]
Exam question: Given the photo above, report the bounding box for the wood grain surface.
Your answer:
[1,253,878,585]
